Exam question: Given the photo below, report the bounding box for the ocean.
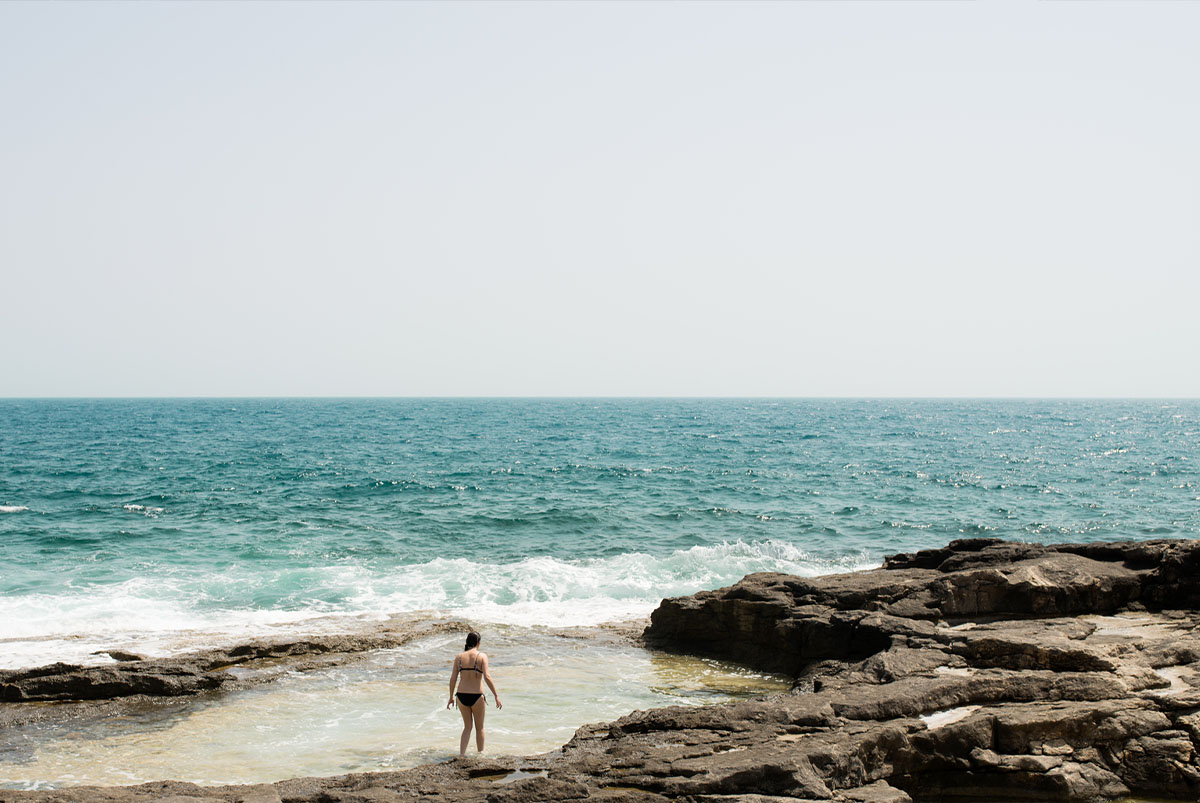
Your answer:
[2,397,1198,665]
[1,398,1197,786]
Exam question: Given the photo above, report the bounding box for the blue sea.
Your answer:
[1,398,1197,668]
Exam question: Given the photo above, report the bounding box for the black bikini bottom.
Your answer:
[456,692,483,707]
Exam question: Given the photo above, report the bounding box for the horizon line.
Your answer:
[1,395,1198,402]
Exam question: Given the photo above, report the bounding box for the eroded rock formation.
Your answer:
[636,537,1200,801]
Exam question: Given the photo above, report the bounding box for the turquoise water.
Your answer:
[1,398,1197,666]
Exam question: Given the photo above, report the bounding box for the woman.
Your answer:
[446,631,502,757]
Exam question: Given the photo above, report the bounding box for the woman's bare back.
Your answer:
[454,649,486,694]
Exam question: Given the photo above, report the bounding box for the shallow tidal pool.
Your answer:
[0,626,789,789]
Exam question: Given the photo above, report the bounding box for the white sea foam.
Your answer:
[920,705,980,730]
[344,540,877,628]
[0,541,879,668]
[122,504,165,515]
[0,505,28,513]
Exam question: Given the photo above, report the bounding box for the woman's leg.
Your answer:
[471,697,486,753]
[457,700,474,757]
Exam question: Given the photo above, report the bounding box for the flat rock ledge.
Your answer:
[0,620,472,706]
[3,538,1199,803]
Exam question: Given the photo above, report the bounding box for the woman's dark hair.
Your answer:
[465,631,481,650]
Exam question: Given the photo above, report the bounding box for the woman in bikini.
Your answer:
[446,631,502,757]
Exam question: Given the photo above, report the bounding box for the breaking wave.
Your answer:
[0,540,876,668]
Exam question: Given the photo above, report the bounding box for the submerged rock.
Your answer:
[2,538,1199,801]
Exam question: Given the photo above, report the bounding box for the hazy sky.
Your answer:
[2,1,1197,397]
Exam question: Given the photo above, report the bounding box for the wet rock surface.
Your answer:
[3,538,1199,802]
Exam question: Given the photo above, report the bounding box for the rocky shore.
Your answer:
[3,538,1199,802]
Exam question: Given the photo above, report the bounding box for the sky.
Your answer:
[1,1,1197,397]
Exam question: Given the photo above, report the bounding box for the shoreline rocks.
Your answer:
[0,620,470,705]
[636,537,1200,801]
[3,538,1199,801]
[644,538,1200,674]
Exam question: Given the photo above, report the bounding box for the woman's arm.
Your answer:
[481,654,502,709]
[446,656,460,709]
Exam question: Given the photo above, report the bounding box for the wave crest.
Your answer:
[0,541,877,667]
[345,540,876,626]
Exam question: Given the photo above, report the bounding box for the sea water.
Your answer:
[0,628,790,788]
[1,399,1197,786]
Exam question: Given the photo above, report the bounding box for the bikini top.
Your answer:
[459,654,484,673]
